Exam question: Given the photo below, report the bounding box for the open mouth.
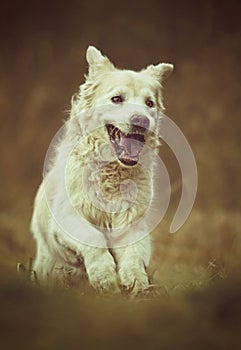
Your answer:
[106,124,145,166]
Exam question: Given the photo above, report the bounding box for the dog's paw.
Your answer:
[88,266,118,292]
[118,267,150,295]
[87,259,118,293]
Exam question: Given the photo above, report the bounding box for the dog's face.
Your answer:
[74,46,173,166]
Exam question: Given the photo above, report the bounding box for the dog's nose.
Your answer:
[130,114,150,129]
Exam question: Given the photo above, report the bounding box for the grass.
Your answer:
[1,256,241,349]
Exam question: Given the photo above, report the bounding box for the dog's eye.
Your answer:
[146,99,154,108]
[111,96,124,104]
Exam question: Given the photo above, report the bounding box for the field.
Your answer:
[0,1,241,349]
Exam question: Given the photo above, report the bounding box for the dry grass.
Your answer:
[1,260,241,349]
[0,1,241,348]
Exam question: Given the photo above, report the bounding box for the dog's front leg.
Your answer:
[81,245,118,292]
[48,193,118,292]
[113,235,152,295]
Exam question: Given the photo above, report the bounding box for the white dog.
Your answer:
[31,46,173,294]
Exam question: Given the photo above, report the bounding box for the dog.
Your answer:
[31,46,173,294]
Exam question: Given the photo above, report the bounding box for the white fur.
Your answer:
[31,46,173,294]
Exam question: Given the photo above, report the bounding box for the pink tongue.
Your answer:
[119,137,144,157]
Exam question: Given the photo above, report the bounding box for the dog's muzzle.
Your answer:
[106,115,149,167]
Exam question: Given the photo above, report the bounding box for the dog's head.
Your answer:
[71,46,174,167]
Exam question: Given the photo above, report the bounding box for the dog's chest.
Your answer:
[66,160,152,229]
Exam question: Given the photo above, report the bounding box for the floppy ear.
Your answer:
[145,62,174,82]
[86,46,114,77]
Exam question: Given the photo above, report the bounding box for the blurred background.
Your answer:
[0,0,241,348]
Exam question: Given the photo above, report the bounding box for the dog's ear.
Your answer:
[145,63,174,82]
[86,46,114,77]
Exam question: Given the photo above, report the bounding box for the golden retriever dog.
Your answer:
[31,46,173,294]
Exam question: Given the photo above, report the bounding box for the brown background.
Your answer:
[0,0,241,348]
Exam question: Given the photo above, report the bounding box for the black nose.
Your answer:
[130,114,150,129]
